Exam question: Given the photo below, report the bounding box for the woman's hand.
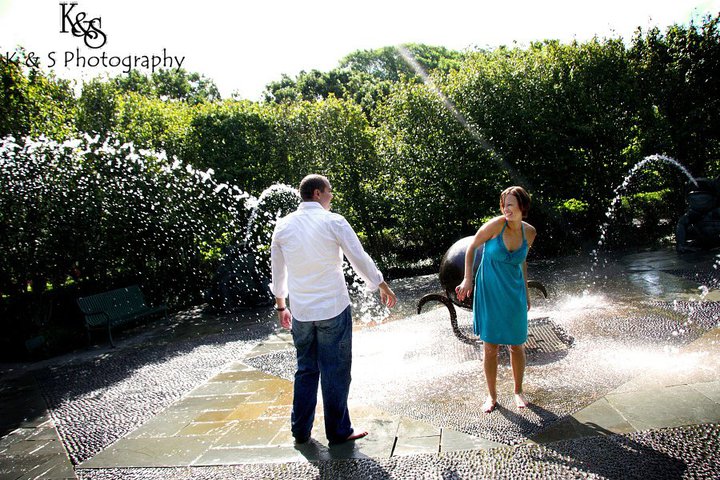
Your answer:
[455,278,473,302]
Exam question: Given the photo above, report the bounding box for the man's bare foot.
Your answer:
[482,397,497,413]
[514,393,528,409]
[330,430,368,445]
[347,430,368,441]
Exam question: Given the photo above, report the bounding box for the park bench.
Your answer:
[77,285,167,347]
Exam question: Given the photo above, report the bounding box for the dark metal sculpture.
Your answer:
[676,177,720,252]
[417,236,547,344]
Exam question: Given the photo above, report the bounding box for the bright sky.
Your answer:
[1,0,718,100]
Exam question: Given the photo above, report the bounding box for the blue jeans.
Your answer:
[291,305,354,443]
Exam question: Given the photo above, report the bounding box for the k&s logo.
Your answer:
[59,2,107,49]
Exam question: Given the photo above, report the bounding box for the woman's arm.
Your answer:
[523,222,537,311]
[455,217,502,301]
[522,261,531,311]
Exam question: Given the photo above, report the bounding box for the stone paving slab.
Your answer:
[606,384,720,431]
[572,397,637,434]
[193,445,307,465]
[80,437,214,468]
[530,325,720,445]
[692,380,720,403]
[77,352,490,470]
[0,375,76,480]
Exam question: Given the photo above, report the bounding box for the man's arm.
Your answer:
[334,218,397,307]
[270,232,292,329]
[275,296,292,329]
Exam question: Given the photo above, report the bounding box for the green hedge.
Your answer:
[0,135,247,306]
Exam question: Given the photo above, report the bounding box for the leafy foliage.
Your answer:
[263,44,464,113]
[0,48,76,140]
[0,135,248,307]
[629,15,720,177]
[183,100,280,192]
[2,16,720,348]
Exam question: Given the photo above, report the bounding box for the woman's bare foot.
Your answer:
[514,393,528,409]
[482,397,497,413]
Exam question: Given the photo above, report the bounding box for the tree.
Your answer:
[77,69,217,149]
[183,100,280,193]
[114,92,194,160]
[0,48,76,140]
[340,44,463,81]
[263,44,464,114]
[261,97,391,254]
[112,69,155,96]
[373,80,504,257]
[151,69,221,104]
[76,77,120,138]
[630,14,720,177]
[0,134,246,307]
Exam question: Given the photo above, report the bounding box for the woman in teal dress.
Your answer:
[456,186,536,413]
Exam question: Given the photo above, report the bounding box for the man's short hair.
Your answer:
[299,174,330,201]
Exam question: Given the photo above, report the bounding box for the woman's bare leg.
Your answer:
[509,344,528,408]
[483,342,499,412]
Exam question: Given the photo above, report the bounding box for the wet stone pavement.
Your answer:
[1,247,719,479]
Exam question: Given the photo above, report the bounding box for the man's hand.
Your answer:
[278,309,292,330]
[379,282,397,308]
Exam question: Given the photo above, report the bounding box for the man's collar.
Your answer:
[298,201,325,211]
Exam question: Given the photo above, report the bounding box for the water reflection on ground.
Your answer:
[10,246,717,472]
[306,247,719,444]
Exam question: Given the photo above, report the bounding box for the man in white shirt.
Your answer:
[270,174,397,445]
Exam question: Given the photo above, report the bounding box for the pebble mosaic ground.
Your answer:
[75,424,720,480]
[1,248,719,479]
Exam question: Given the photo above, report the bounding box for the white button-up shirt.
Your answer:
[270,202,384,322]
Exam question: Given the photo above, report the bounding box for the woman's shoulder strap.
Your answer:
[499,220,507,234]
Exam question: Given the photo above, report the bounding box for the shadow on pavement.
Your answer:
[294,439,393,479]
[538,422,688,479]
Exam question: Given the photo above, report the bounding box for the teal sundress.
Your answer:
[472,222,529,345]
